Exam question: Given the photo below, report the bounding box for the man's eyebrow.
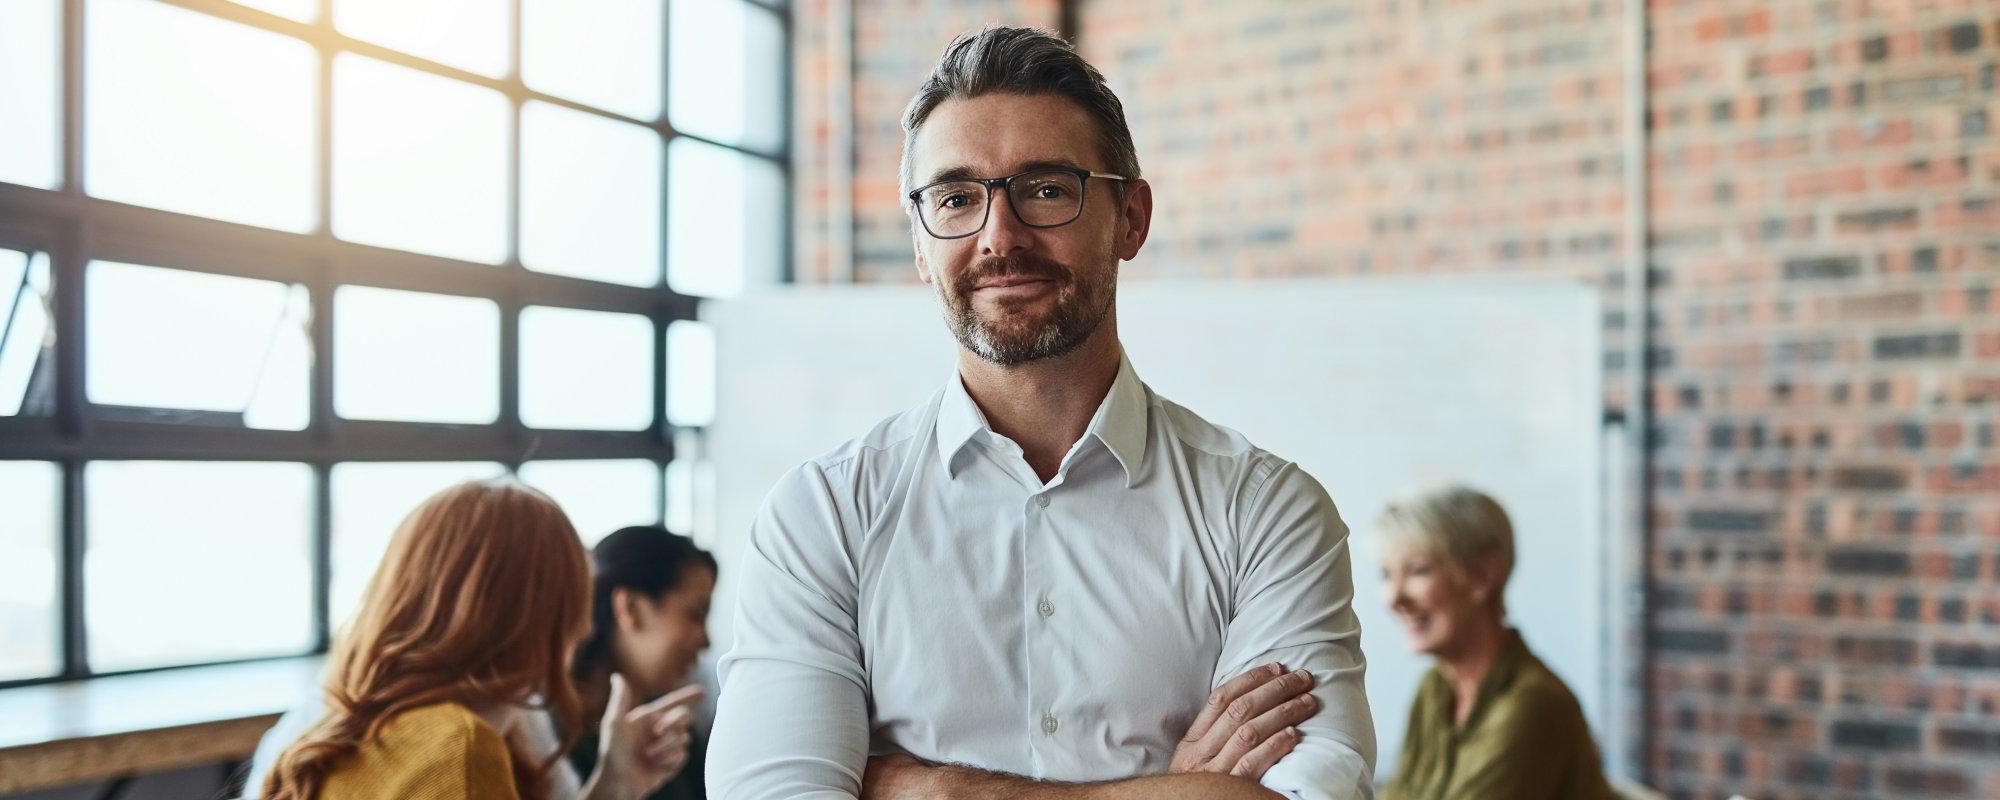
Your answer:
[921,159,1091,186]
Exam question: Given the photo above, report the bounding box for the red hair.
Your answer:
[263,479,591,800]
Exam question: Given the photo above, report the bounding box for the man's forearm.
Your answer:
[886,763,1286,800]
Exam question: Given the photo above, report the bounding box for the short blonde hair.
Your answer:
[1378,485,1515,618]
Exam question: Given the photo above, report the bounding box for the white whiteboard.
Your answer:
[704,278,1605,780]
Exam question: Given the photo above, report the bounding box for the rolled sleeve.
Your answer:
[708,463,870,800]
[1219,461,1377,800]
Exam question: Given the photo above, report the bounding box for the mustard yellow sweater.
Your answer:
[320,702,521,800]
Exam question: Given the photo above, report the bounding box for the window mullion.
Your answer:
[60,458,87,678]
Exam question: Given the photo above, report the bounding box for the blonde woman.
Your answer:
[1377,486,1609,800]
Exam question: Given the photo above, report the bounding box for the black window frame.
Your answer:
[0,0,790,688]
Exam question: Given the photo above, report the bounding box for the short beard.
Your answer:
[935,252,1116,366]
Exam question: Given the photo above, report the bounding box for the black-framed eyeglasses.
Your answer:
[907,168,1130,240]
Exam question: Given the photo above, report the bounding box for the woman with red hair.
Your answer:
[261,479,684,800]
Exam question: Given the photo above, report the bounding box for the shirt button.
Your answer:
[1038,600,1055,617]
[1041,715,1058,734]
[1034,494,1050,508]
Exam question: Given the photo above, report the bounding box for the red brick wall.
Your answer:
[1646,1,2000,798]
[790,0,2000,797]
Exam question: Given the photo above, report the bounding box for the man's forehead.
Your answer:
[909,93,1102,183]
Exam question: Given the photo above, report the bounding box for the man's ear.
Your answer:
[909,212,935,284]
[1113,178,1154,262]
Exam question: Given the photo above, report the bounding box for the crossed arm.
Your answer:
[708,462,1374,800]
[857,664,1321,800]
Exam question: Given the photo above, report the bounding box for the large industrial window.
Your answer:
[0,0,786,685]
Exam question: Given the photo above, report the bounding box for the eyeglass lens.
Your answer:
[917,170,1086,237]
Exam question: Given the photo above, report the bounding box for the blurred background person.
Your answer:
[253,481,695,800]
[568,527,718,800]
[1376,486,1609,800]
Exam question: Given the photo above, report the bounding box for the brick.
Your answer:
[1831,467,1909,491]
[1656,628,1731,654]
[1939,727,2000,754]
[1687,509,1774,533]
[1945,23,1983,53]
[1936,645,2000,669]
[1883,75,1969,101]
[1830,720,1922,749]
[1885,765,1972,795]
[1835,636,1918,666]
[1837,206,1921,233]
[1827,548,1912,576]
[1785,256,1863,280]
[1875,332,1962,360]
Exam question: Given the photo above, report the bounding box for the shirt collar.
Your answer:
[935,352,1150,487]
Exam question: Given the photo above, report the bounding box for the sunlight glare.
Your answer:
[521,101,663,287]
[334,0,508,78]
[86,461,314,672]
[519,305,655,431]
[85,0,317,233]
[332,54,510,265]
[334,285,499,424]
[0,0,62,190]
[522,0,662,120]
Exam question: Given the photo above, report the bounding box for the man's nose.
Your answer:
[976,186,1033,257]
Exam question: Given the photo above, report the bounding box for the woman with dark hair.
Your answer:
[567,526,719,800]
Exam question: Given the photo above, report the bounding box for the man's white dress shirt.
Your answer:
[709,355,1374,800]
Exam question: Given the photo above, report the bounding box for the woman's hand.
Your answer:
[583,673,706,800]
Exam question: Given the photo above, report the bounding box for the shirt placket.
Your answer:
[1023,479,1061,775]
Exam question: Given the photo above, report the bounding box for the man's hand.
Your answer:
[1168,663,1318,779]
[857,665,1315,800]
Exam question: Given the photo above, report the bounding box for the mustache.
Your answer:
[951,254,1074,293]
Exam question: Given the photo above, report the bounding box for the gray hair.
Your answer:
[1378,486,1516,618]
[899,25,1142,195]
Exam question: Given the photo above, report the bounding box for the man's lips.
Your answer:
[976,275,1055,290]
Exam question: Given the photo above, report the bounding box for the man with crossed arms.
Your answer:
[709,25,1375,800]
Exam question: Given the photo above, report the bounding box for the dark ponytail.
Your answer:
[572,526,718,681]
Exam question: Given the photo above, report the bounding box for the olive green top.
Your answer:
[1382,630,1611,800]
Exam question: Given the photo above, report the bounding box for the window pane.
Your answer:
[84,0,317,233]
[85,461,314,672]
[0,0,61,189]
[333,0,508,78]
[521,0,661,120]
[520,306,654,431]
[329,461,505,627]
[0,461,61,682]
[664,319,714,427]
[334,285,499,424]
[0,250,54,417]
[667,139,783,297]
[86,262,311,430]
[333,54,510,265]
[668,0,782,152]
[517,460,659,547]
[663,458,693,535]
[520,102,663,287]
